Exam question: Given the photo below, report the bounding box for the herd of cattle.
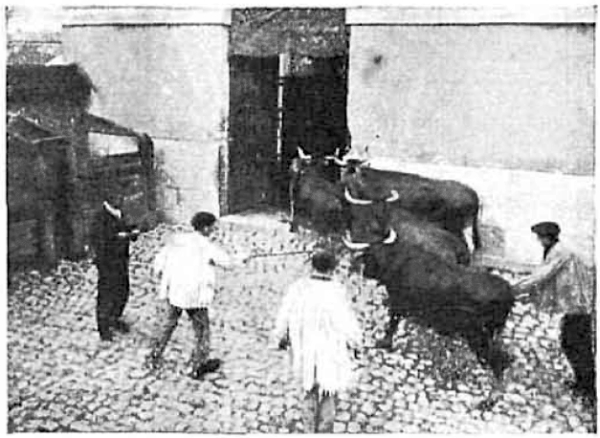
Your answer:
[287,146,518,408]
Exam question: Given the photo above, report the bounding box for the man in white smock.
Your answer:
[274,250,362,433]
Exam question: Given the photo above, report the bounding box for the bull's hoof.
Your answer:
[375,338,394,351]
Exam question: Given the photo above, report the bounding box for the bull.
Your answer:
[334,154,482,252]
[344,187,470,265]
[288,147,345,234]
[343,229,514,407]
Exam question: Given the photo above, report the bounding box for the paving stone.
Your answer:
[7,222,595,433]
[347,421,361,433]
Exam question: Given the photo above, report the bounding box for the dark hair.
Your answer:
[191,212,217,231]
[311,250,337,273]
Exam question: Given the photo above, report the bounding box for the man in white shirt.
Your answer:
[514,221,595,399]
[274,250,362,433]
[147,212,248,380]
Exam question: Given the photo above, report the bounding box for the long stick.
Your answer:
[249,250,312,259]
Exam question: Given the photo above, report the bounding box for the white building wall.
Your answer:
[348,7,595,267]
[61,8,231,222]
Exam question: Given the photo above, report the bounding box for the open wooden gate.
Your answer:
[7,116,72,269]
[228,56,280,214]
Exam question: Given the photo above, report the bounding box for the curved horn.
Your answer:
[383,228,398,245]
[297,146,311,160]
[344,187,373,206]
[386,190,399,203]
[332,156,347,166]
[342,233,370,251]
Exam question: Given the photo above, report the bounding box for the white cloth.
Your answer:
[153,232,236,309]
[273,277,362,394]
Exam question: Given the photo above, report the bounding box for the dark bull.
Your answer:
[343,229,514,409]
[332,148,482,253]
[288,147,346,234]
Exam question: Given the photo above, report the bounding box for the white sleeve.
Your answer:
[153,246,168,275]
[333,284,362,346]
[273,288,295,344]
[208,242,236,267]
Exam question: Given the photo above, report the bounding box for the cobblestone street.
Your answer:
[7,219,596,433]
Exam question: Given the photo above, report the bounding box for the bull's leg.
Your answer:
[376,310,402,351]
[470,328,510,411]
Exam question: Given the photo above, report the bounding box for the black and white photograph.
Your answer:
[5,3,597,433]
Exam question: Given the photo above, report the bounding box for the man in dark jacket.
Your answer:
[91,190,140,342]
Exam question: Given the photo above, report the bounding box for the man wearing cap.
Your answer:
[273,250,362,433]
[514,221,595,398]
[90,190,140,342]
[147,212,249,380]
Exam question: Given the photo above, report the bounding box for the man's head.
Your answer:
[191,212,217,236]
[311,250,337,274]
[531,221,560,248]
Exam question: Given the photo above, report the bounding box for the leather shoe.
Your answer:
[189,359,222,380]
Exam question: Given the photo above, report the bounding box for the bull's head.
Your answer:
[344,187,399,243]
[342,228,398,280]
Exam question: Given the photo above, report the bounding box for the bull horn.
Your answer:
[297,146,311,160]
[383,228,398,244]
[386,190,399,203]
[331,156,347,166]
[344,187,373,205]
[342,233,370,251]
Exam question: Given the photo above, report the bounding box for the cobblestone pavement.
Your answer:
[7,219,597,433]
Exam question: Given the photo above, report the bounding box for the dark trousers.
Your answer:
[560,313,596,398]
[151,304,210,372]
[96,262,130,340]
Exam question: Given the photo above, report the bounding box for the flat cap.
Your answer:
[531,221,561,238]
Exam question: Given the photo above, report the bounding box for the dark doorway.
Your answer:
[228,56,280,214]
[281,55,349,187]
[227,55,349,215]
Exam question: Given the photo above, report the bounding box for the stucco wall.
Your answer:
[61,9,230,220]
[348,24,594,176]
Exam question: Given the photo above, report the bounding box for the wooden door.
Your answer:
[228,56,280,213]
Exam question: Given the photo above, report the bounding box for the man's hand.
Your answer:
[236,251,252,265]
[130,229,141,241]
[278,336,290,351]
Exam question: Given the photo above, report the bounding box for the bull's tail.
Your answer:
[472,204,482,250]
